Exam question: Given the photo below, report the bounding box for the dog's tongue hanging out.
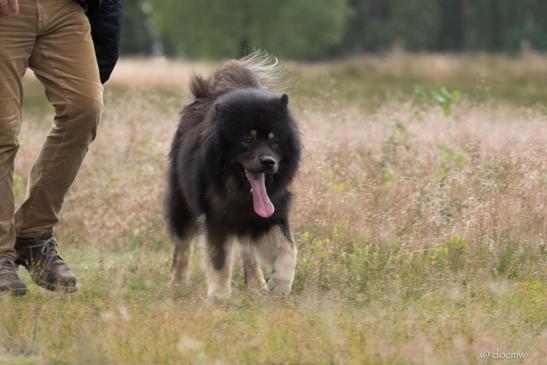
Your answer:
[245,171,275,218]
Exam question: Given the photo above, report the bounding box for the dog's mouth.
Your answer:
[244,170,275,218]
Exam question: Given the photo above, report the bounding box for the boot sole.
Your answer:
[0,285,27,296]
[36,279,78,293]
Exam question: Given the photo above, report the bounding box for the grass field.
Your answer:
[1,54,546,365]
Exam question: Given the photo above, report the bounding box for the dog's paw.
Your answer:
[170,274,190,287]
[246,278,268,295]
[267,278,293,297]
[206,287,231,301]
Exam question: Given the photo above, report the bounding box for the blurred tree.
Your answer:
[461,0,547,52]
[504,0,547,51]
[350,0,547,54]
[437,0,470,51]
[119,0,154,55]
[339,0,441,52]
[150,0,350,59]
[338,0,389,53]
[119,0,547,57]
[388,0,441,50]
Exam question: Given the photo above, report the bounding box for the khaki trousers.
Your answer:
[0,0,103,259]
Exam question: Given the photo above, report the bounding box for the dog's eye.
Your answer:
[270,138,280,147]
[241,136,254,147]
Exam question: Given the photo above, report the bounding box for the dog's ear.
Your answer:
[280,94,289,108]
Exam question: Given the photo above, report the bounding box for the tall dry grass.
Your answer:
[2,56,545,365]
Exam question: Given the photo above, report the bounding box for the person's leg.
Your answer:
[0,0,38,294]
[13,0,102,292]
[14,0,103,237]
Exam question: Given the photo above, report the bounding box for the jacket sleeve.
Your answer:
[86,0,124,84]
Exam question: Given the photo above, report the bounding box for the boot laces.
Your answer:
[40,237,61,257]
[0,256,17,275]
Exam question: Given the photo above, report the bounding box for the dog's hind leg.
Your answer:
[202,225,234,300]
[256,222,297,296]
[165,183,197,286]
[239,237,267,293]
[171,233,194,286]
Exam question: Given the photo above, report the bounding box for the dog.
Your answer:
[165,53,301,299]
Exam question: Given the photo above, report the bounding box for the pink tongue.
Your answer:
[245,171,275,218]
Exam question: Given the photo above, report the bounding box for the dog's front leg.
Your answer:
[203,226,234,300]
[240,238,268,293]
[258,224,297,296]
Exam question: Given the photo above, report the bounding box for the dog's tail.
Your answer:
[190,51,284,99]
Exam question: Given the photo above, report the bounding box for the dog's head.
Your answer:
[203,88,300,218]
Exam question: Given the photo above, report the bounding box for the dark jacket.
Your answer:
[85,0,124,84]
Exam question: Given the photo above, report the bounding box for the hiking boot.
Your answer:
[15,234,78,293]
[0,255,27,296]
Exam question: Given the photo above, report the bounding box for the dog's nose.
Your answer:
[260,156,276,170]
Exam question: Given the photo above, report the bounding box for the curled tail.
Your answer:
[189,51,284,99]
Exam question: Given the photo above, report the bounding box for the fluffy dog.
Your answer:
[165,53,301,299]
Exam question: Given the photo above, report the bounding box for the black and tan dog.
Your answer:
[165,53,301,299]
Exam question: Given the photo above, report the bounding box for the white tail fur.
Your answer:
[238,50,286,91]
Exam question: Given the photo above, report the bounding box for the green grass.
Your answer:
[2,55,546,364]
[289,54,547,109]
[2,240,544,364]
